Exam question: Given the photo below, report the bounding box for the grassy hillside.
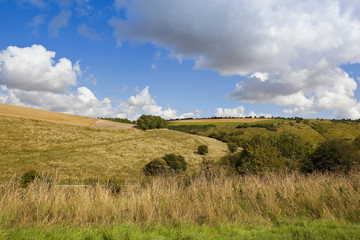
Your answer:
[169,119,360,146]
[0,115,227,183]
[0,103,96,126]
[2,108,360,238]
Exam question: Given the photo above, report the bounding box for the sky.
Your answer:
[1,0,360,120]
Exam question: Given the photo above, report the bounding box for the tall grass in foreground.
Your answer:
[1,172,360,227]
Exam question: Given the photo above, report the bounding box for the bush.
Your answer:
[21,170,41,187]
[162,154,187,172]
[137,115,167,130]
[197,145,209,155]
[221,135,286,174]
[143,159,169,176]
[275,132,312,170]
[309,139,360,173]
[227,142,238,153]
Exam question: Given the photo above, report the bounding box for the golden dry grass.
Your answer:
[0,103,96,126]
[1,171,360,227]
[0,115,227,183]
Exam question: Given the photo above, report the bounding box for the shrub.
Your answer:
[276,132,312,170]
[21,170,41,187]
[227,142,238,153]
[137,115,167,130]
[197,145,209,155]
[143,159,169,176]
[310,139,360,173]
[222,135,286,174]
[162,154,187,172]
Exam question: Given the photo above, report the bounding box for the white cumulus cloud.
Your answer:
[0,45,79,93]
[110,0,360,119]
[128,86,156,106]
[0,45,200,120]
[214,106,245,118]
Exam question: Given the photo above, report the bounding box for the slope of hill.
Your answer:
[0,103,136,129]
[0,105,227,183]
[0,103,96,126]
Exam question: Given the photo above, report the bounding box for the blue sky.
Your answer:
[1,0,360,120]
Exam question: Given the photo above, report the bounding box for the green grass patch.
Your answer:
[1,221,360,240]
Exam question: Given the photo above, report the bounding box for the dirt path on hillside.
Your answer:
[90,120,136,130]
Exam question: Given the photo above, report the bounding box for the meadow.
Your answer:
[2,105,360,239]
[1,172,360,239]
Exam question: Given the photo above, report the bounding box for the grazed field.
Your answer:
[0,115,227,183]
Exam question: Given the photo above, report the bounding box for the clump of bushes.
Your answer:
[197,145,208,155]
[136,115,168,130]
[308,139,360,173]
[221,132,313,174]
[144,154,187,176]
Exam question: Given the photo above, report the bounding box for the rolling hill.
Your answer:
[0,104,227,183]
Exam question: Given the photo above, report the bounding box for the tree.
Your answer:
[136,115,168,130]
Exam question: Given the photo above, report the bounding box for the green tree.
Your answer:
[136,115,168,130]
